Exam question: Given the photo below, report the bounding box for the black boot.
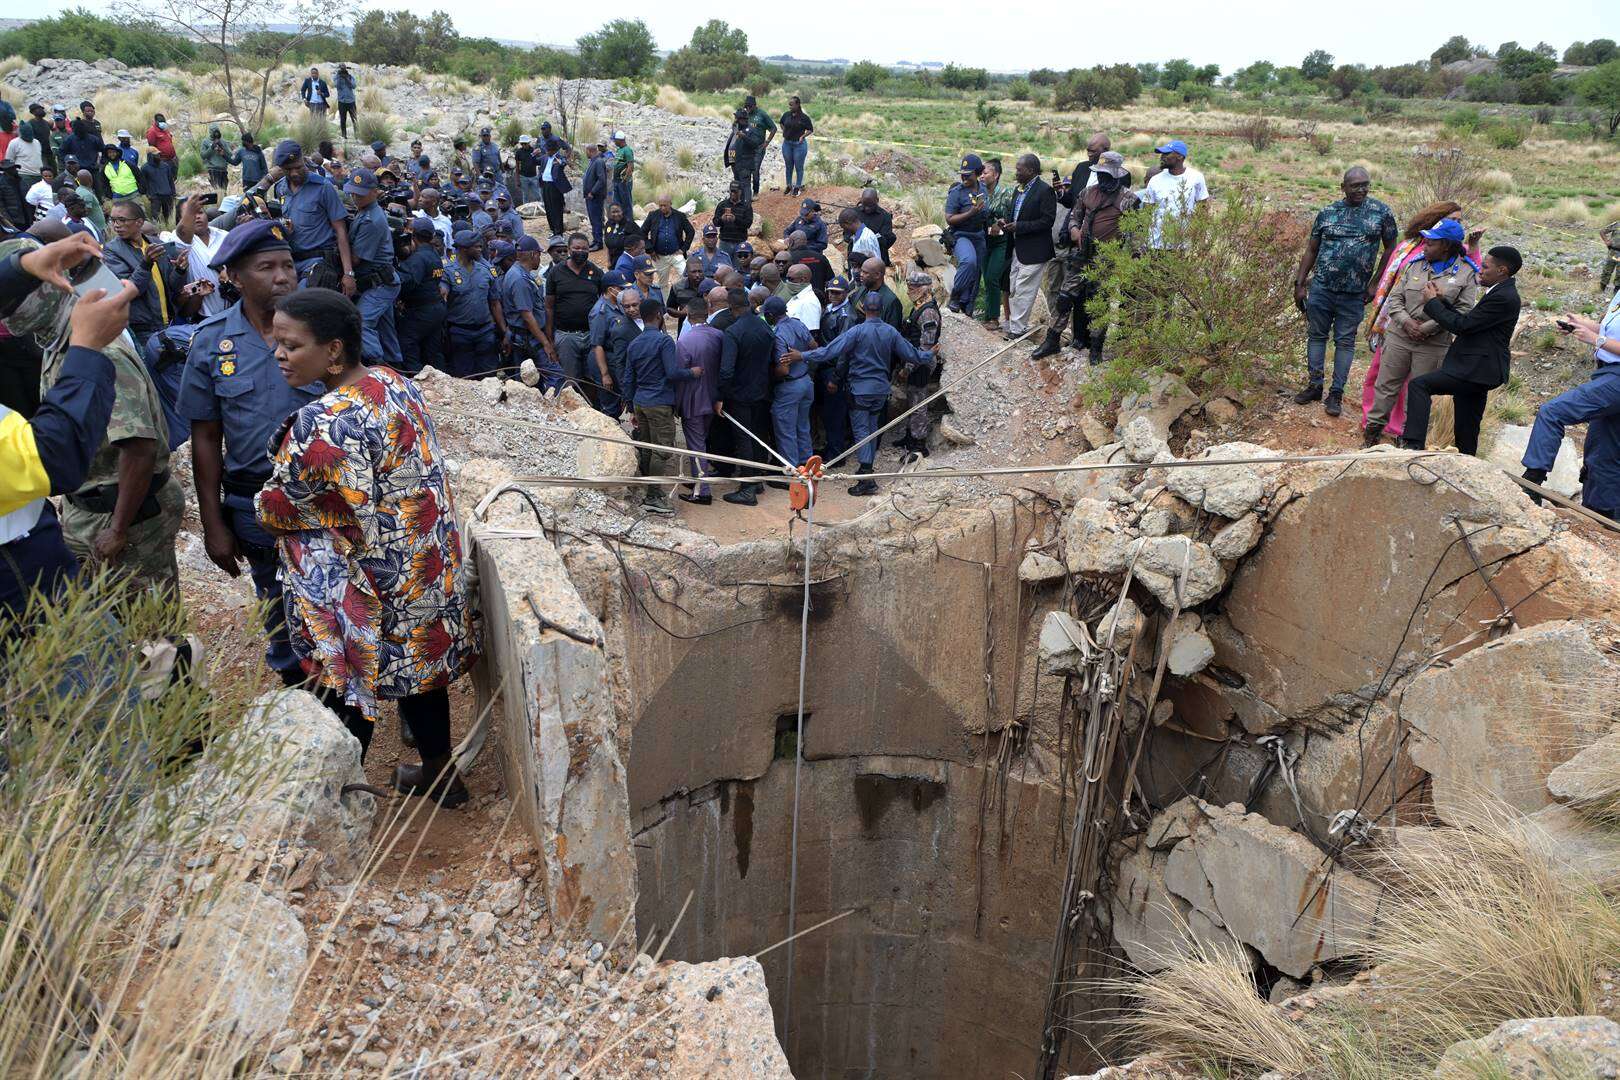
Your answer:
[1030,327,1064,360]
[1087,337,1105,366]
[400,715,416,749]
[847,465,878,496]
[1362,421,1384,447]
[1294,382,1323,405]
[1324,390,1344,417]
[393,754,470,809]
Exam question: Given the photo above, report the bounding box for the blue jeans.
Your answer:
[1525,368,1620,516]
[951,233,986,312]
[1305,286,1365,394]
[613,181,633,214]
[849,392,889,468]
[520,175,541,206]
[585,196,605,246]
[782,139,807,189]
[447,323,499,378]
[771,375,814,464]
[357,282,400,364]
[224,493,300,678]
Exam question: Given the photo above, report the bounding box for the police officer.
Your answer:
[944,153,991,315]
[502,234,563,389]
[494,191,524,239]
[815,275,855,461]
[589,270,631,416]
[176,219,321,683]
[396,217,447,375]
[443,229,508,378]
[342,166,401,364]
[471,127,502,181]
[268,140,356,293]
[899,270,943,456]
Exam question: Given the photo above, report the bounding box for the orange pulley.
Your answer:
[789,455,824,511]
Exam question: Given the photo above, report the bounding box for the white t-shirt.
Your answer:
[4,136,43,174]
[25,179,55,215]
[1139,166,1209,248]
[850,225,882,265]
[165,225,228,317]
[787,285,821,332]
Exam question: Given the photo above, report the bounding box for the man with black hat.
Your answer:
[945,153,991,315]
[582,141,610,250]
[1033,150,1136,364]
[515,133,541,207]
[547,231,605,394]
[397,217,448,375]
[269,140,356,295]
[24,103,57,175]
[854,188,896,267]
[783,198,828,253]
[787,290,934,495]
[178,219,321,682]
[899,270,942,455]
[344,166,401,364]
[742,94,775,198]
[503,234,561,386]
[725,110,761,210]
[443,229,508,378]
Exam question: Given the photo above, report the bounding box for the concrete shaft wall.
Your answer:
[619,505,1080,1079]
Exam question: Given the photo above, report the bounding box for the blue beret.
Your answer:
[514,235,541,253]
[209,219,293,269]
[452,229,480,249]
[272,139,303,166]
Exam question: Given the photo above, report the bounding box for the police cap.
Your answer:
[209,218,293,269]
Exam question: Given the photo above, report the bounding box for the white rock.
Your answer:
[1166,615,1216,676]
[1017,551,1067,583]
[1040,611,1089,674]
[1486,424,1581,497]
[1061,498,1135,576]
[1210,514,1264,560]
[519,358,541,387]
[1122,416,1170,465]
[487,878,524,918]
[1096,597,1141,647]
[479,377,506,403]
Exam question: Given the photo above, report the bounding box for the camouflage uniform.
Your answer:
[901,297,941,444]
[1,236,181,594]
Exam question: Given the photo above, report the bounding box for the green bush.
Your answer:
[844,60,887,92]
[1443,106,1485,132]
[576,18,657,79]
[1083,186,1303,403]
[291,111,332,152]
[355,112,397,148]
[1008,78,1033,101]
[1486,122,1529,149]
[940,64,989,91]
[0,8,195,66]
[1053,68,1131,111]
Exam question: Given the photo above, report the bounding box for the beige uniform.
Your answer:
[1368,256,1479,428]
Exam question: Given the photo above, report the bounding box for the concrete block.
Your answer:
[1040,611,1088,674]
[1018,551,1067,584]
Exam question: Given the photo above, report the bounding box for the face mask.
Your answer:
[570,251,588,266]
[1097,173,1122,193]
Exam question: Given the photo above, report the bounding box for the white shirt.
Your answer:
[786,284,821,331]
[167,225,228,316]
[4,136,43,174]
[25,179,55,215]
[431,213,454,249]
[849,225,882,265]
[1598,291,1620,367]
[1139,166,1209,248]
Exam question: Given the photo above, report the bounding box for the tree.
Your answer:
[115,0,354,136]
[1160,58,1195,90]
[1372,63,1432,98]
[974,99,1002,128]
[576,18,657,79]
[1565,39,1619,66]
[1577,59,1620,133]
[352,9,458,67]
[1052,68,1129,111]
[1232,61,1277,93]
[941,64,989,90]
[1028,67,1062,86]
[844,60,886,91]
[1496,41,1556,80]
[688,18,747,56]
[1430,36,1475,67]
[1194,64,1220,86]
[0,8,196,66]
[1300,50,1334,80]
[1327,64,1371,100]
[1135,62,1161,88]
[663,20,762,92]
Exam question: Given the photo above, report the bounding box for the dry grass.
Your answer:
[1110,806,1620,1078]
[1478,169,1515,195]
[0,54,26,80]
[639,158,667,191]
[675,146,695,170]
[575,113,600,146]
[360,86,388,115]
[1536,198,1594,225]
[511,77,538,102]
[95,85,181,145]
[1487,194,1527,226]
[653,85,725,120]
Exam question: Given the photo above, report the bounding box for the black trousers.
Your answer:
[337,101,357,138]
[1404,369,1490,456]
[541,183,566,236]
[731,158,754,206]
[397,301,446,376]
[317,684,451,761]
[726,399,772,489]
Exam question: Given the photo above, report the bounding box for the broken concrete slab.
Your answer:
[1040,611,1089,675]
[1210,513,1264,560]
[1406,621,1620,824]
[1061,498,1136,576]
[1546,725,1620,816]
[1487,423,1582,497]
[1166,614,1215,676]
[1116,373,1197,442]
[1161,443,1275,520]
[1019,551,1068,583]
[1524,803,1620,887]
[1436,1015,1620,1080]
[1122,416,1170,465]
[567,398,638,490]
[1133,536,1227,608]
[1162,801,1381,978]
[663,957,792,1079]
[1097,596,1142,648]
[913,236,950,267]
[1055,443,1128,506]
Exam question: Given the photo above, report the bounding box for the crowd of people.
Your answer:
[2,81,1618,785]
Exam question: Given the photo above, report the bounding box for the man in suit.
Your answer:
[999,154,1056,339]
[716,286,777,506]
[1399,245,1523,456]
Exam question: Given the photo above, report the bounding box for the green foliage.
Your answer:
[1160,58,1196,89]
[576,18,657,79]
[291,109,332,152]
[1327,64,1372,99]
[1576,61,1620,133]
[1231,61,1277,93]
[1083,187,1303,403]
[1028,68,1062,86]
[1007,77,1033,101]
[974,99,1002,128]
[351,9,458,67]
[441,40,578,88]
[844,60,887,92]
[1565,39,1619,66]
[1301,50,1335,80]
[687,18,747,56]
[1485,121,1528,149]
[940,64,989,91]
[355,112,396,148]
[0,8,194,66]
[1431,35,1477,67]
[662,19,764,93]
[1515,72,1565,105]
[1135,62,1161,88]
[1053,68,1131,111]
[1465,72,1518,103]
[1495,41,1557,80]
[1443,106,1485,132]
[1371,63,1436,98]
[234,29,346,65]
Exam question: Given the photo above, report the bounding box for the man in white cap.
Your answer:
[611,131,634,216]
[114,130,138,169]
[515,133,541,207]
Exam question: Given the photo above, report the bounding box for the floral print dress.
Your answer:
[257,366,478,722]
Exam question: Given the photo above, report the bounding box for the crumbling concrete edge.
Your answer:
[471,521,636,941]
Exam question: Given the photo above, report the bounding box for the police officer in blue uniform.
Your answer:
[494,192,524,239]
[396,217,447,376]
[176,220,322,683]
[269,139,356,293]
[343,166,401,364]
[443,229,508,378]
[501,235,564,389]
[588,270,631,416]
[944,152,991,315]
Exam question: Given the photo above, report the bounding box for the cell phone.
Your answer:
[197,192,217,206]
[1556,319,1575,332]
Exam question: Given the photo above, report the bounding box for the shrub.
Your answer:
[940,64,989,91]
[1443,106,1485,132]
[1083,187,1305,403]
[576,18,657,79]
[1485,122,1529,149]
[675,146,695,170]
[1007,77,1033,101]
[844,60,886,92]
[1405,142,1483,215]
[291,110,332,153]
[354,112,397,149]
[1478,168,1516,193]
[0,8,195,66]
[1053,68,1131,112]
[1236,115,1280,151]
[1309,131,1336,156]
[974,99,1003,128]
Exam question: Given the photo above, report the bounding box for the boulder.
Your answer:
[1436,1016,1620,1079]
[1066,1054,1200,1079]
[1122,416,1170,465]
[1406,621,1620,824]
[1061,498,1135,576]
[1078,412,1114,451]
[519,357,541,387]
[1162,444,1272,519]
[181,689,375,880]
[1040,611,1089,674]
[1487,424,1581,497]
[1111,843,1233,974]
[1055,443,1128,506]
[1018,551,1068,583]
[143,882,307,1055]
[1524,803,1620,887]
[1545,726,1620,815]
[663,957,792,1079]
[1210,514,1264,560]
[913,236,950,267]
[1096,596,1142,647]
[1166,615,1215,676]
[1116,373,1197,441]
[1159,801,1381,978]
[1202,397,1241,425]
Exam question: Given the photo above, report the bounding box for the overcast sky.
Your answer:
[365,0,1611,73]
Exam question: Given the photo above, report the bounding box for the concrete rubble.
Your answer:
[664,957,794,1079]
[1436,1015,1620,1079]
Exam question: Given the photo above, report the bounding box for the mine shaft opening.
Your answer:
[618,500,1113,1080]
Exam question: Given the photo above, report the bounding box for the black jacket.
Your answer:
[1008,177,1057,264]
[713,197,753,244]
[1422,278,1520,388]
[719,311,774,403]
[641,208,694,256]
[855,204,896,264]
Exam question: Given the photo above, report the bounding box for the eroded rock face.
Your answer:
[1405,621,1620,823]
[1436,1015,1620,1079]
[1546,726,1620,815]
[664,957,793,1079]
[143,882,307,1055]
[181,689,375,880]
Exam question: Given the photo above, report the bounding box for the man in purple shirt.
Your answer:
[674,294,725,504]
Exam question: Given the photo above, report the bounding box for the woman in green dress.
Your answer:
[978,158,1015,330]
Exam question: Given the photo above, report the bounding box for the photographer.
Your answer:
[101,200,184,349]
[1524,288,1620,522]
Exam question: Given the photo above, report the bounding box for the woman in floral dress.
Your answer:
[257,289,478,807]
